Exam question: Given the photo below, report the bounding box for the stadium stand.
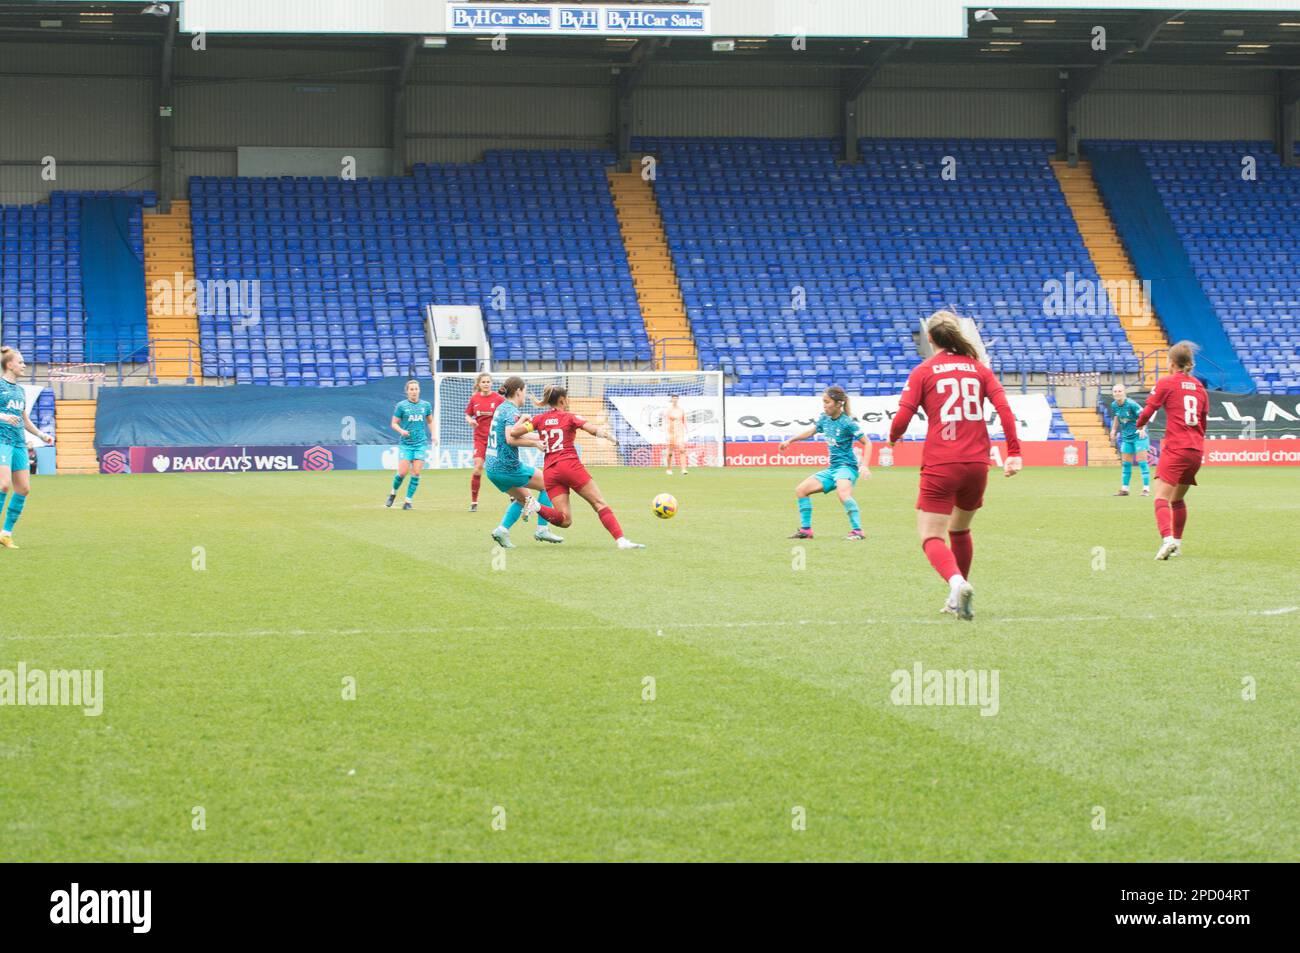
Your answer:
[1050,157,1169,388]
[1087,140,1299,393]
[636,136,1140,397]
[0,191,152,367]
[189,150,645,385]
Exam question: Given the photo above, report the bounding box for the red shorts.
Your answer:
[473,434,489,461]
[1157,448,1201,487]
[543,458,592,496]
[916,462,989,515]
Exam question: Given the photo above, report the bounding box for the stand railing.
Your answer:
[652,336,696,371]
[1142,346,1229,389]
[146,337,201,384]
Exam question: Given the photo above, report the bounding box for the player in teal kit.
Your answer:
[387,379,435,510]
[778,386,872,541]
[1109,382,1150,497]
[0,348,54,549]
[485,376,562,548]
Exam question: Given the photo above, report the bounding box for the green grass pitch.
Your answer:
[1,466,1296,861]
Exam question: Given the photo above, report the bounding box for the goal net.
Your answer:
[433,371,725,469]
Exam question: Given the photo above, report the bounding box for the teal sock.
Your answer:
[797,497,812,529]
[0,490,6,519]
[392,473,405,492]
[405,476,420,500]
[537,491,552,529]
[3,493,26,534]
[502,501,523,530]
[1138,461,1150,487]
[843,497,861,531]
[1121,461,1132,487]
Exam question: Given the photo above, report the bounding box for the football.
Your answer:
[652,493,677,519]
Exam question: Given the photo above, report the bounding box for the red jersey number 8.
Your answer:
[1183,395,1199,426]
[539,428,564,453]
[937,377,983,422]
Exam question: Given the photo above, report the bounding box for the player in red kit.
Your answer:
[465,372,504,512]
[508,385,645,549]
[1135,341,1208,561]
[888,312,1022,620]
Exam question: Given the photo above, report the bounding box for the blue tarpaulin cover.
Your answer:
[1089,149,1255,393]
[80,197,148,363]
[95,377,417,449]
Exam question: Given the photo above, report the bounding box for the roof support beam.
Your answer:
[391,38,419,176]
[1279,72,1300,167]
[157,4,179,210]
[613,39,661,168]
[1059,12,1183,165]
[840,41,908,163]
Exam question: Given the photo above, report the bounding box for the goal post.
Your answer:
[433,370,726,469]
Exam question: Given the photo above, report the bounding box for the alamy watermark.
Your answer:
[49,883,150,933]
[890,662,999,716]
[150,273,261,330]
[1042,271,1152,324]
[0,662,103,716]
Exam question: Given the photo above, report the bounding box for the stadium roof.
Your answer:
[2,5,1299,72]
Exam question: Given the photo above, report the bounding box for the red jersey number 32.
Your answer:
[538,428,565,454]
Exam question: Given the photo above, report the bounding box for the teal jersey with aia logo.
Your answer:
[1110,398,1143,441]
[486,401,526,472]
[816,412,865,470]
[394,399,432,447]
[0,378,26,447]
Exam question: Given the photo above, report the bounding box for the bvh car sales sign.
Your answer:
[446,4,711,36]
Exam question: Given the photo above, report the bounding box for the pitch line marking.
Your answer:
[2,607,1296,642]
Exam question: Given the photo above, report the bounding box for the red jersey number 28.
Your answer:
[936,377,983,440]
[538,428,565,453]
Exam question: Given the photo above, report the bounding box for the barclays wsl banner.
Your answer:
[100,446,357,474]
[446,4,710,35]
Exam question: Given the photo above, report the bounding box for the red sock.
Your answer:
[538,505,561,525]
[597,505,623,540]
[922,537,960,582]
[949,529,973,579]
[1154,498,1172,537]
[471,473,481,502]
[1171,500,1187,538]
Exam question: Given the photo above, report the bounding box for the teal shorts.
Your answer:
[486,464,535,493]
[398,445,429,463]
[814,465,859,493]
[1119,437,1150,456]
[0,442,28,471]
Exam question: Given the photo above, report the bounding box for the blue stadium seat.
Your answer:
[188,152,644,383]
[1086,139,1299,392]
[636,136,1137,395]
[0,191,151,365]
